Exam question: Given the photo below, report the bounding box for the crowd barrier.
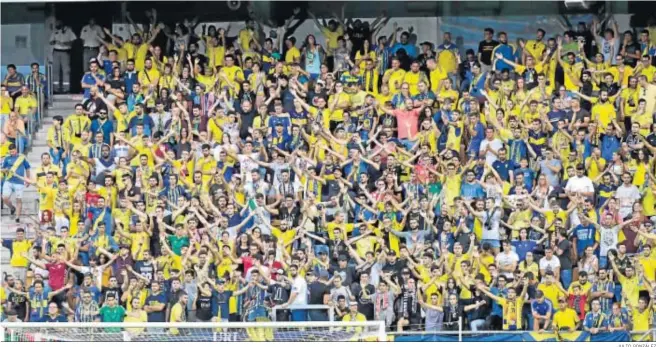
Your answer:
[393,330,645,342]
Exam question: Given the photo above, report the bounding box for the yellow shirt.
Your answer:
[37,183,57,212]
[169,302,185,335]
[1,94,14,114]
[355,50,376,70]
[585,157,606,180]
[437,49,458,73]
[124,310,147,334]
[403,71,427,96]
[322,26,344,56]
[238,28,255,52]
[560,61,584,91]
[632,307,652,332]
[285,46,301,64]
[553,308,579,330]
[537,282,561,308]
[220,65,245,91]
[138,68,161,93]
[608,65,634,86]
[383,68,406,94]
[208,44,226,68]
[9,239,32,267]
[14,95,37,116]
[498,297,524,330]
[640,65,656,82]
[134,44,150,72]
[524,40,546,60]
[328,92,351,122]
[590,99,617,131]
[326,222,354,240]
[618,274,640,308]
[429,67,448,94]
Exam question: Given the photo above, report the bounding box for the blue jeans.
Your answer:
[470,319,485,331]
[560,269,573,289]
[290,309,307,322]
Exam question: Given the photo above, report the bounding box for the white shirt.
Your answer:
[615,184,641,218]
[539,256,561,273]
[50,27,77,50]
[80,24,103,48]
[291,276,308,305]
[565,175,594,194]
[480,138,503,166]
[496,251,519,279]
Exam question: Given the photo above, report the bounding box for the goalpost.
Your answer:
[0,321,387,342]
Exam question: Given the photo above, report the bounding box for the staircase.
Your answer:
[1,94,82,269]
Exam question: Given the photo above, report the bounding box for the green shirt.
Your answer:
[99,305,126,332]
[167,235,190,255]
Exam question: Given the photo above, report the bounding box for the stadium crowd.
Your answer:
[2,6,656,338]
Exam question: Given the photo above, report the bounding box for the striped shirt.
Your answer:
[75,300,100,322]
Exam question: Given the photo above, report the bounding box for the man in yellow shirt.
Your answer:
[14,86,37,119]
[138,57,160,95]
[382,57,406,94]
[477,279,528,330]
[284,37,301,64]
[609,252,640,308]
[169,292,188,335]
[64,103,91,146]
[537,271,562,308]
[636,55,656,82]
[552,297,580,331]
[1,227,32,279]
[220,55,245,92]
[524,29,547,63]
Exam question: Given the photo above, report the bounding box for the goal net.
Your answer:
[0,321,387,342]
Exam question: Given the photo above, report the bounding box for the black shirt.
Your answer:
[267,282,291,306]
[621,41,642,67]
[477,40,500,65]
[307,281,330,305]
[350,282,376,320]
[100,286,123,305]
[557,238,573,269]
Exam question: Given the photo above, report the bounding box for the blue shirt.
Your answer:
[600,134,621,162]
[531,298,554,316]
[391,43,417,58]
[583,311,608,329]
[2,154,30,185]
[82,72,105,99]
[122,71,138,95]
[492,159,516,182]
[215,290,232,319]
[128,114,155,137]
[493,44,516,71]
[90,118,114,145]
[460,182,485,200]
[571,224,597,256]
[512,240,537,261]
[513,167,535,192]
[145,291,168,322]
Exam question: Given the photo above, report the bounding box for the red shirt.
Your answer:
[241,255,254,274]
[393,108,420,139]
[45,262,67,290]
[267,260,283,280]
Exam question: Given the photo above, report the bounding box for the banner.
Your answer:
[395,331,632,342]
